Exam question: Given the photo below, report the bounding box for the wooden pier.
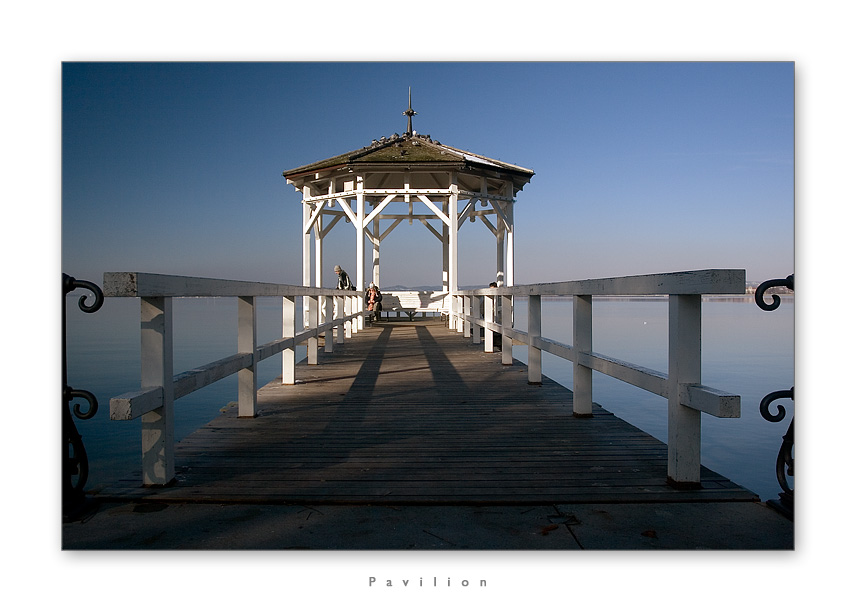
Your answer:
[98,319,756,505]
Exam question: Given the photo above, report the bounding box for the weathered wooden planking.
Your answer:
[97,320,757,504]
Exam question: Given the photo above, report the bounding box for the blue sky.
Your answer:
[62,61,794,288]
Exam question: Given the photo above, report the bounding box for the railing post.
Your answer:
[473,296,482,345]
[463,296,471,338]
[667,294,702,486]
[573,295,593,417]
[307,296,318,365]
[456,296,464,333]
[501,295,513,365]
[484,295,494,352]
[335,296,345,344]
[528,294,542,384]
[238,296,257,418]
[325,295,334,353]
[140,296,175,486]
[282,296,296,384]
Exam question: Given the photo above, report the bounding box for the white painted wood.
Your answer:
[668,294,702,485]
[175,353,253,399]
[505,183,514,288]
[140,297,175,486]
[463,296,471,338]
[680,383,741,418]
[484,295,494,353]
[356,175,365,330]
[578,351,668,397]
[335,296,345,344]
[372,217,381,287]
[238,296,257,418]
[448,178,458,330]
[501,295,512,365]
[528,295,542,384]
[306,296,318,365]
[282,296,296,384]
[110,386,163,421]
[473,296,482,345]
[325,295,334,353]
[455,269,746,298]
[573,295,593,417]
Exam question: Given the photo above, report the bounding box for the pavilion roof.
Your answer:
[282,132,535,181]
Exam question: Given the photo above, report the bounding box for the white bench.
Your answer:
[379,291,449,321]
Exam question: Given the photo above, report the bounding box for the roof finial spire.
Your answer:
[403,86,417,135]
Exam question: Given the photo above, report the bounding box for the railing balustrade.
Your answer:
[103,272,363,486]
[104,269,747,491]
[453,269,746,488]
[755,274,794,518]
[63,274,104,517]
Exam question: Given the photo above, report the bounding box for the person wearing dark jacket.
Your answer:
[334,265,353,290]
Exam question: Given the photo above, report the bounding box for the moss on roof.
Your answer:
[283,133,534,179]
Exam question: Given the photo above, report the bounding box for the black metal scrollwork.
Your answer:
[760,387,794,423]
[757,273,794,519]
[63,274,104,519]
[754,274,794,311]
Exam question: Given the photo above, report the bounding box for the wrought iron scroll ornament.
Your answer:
[754,274,794,311]
[757,273,794,518]
[63,274,104,518]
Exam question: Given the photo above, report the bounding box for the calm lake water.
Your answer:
[65,294,794,502]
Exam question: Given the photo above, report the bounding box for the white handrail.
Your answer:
[103,272,363,486]
[453,269,746,487]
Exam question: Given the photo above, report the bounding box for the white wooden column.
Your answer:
[528,295,542,384]
[356,176,365,330]
[372,217,381,287]
[496,230,505,286]
[238,296,257,418]
[140,297,174,486]
[314,214,323,292]
[668,294,702,486]
[505,183,515,288]
[448,176,459,329]
[282,296,296,384]
[442,200,449,305]
[573,295,593,417]
[302,186,311,329]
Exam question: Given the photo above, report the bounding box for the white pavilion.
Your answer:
[282,93,534,323]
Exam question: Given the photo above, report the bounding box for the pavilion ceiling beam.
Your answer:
[379,218,404,241]
[416,194,450,227]
[480,215,499,237]
[363,193,397,228]
[303,202,325,236]
[490,198,512,232]
[457,198,476,229]
[335,197,358,225]
[320,214,343,239]
[421,218,444,242]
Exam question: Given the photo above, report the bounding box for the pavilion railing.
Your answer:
[103,272,363,486]
[452,269,746,489]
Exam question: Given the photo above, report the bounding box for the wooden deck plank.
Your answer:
[96,320,757,504]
